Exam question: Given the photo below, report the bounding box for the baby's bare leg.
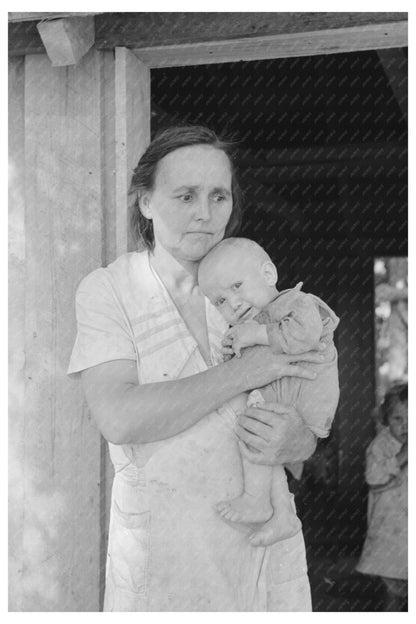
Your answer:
[217,391,273,523]
[249,466,301,547]
[217,451,274,523]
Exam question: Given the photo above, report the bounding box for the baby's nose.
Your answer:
[230,297,242,311]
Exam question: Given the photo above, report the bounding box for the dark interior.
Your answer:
[151,50,408,610]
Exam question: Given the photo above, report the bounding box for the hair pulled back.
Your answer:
[129,125,243,250]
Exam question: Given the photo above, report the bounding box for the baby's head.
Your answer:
[381,382,408,444]
[198,237,278,325]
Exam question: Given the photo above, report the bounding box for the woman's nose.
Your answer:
[193,197,211,221]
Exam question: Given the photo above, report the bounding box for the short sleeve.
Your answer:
[365,439,401,485]
[267,293,323,355]
[67,269,137,378]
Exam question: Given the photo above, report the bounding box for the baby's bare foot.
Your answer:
[249,513,301,547]
[216,494,273,524]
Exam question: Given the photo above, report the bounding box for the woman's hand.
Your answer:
[235,402,317,465]
[233,344,326,391]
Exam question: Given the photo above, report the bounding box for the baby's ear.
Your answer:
[261,261,278,286]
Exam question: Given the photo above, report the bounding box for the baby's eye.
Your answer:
[232,282,242,290]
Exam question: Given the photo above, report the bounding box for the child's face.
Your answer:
[200,253,276,325]
[387,401,408,444]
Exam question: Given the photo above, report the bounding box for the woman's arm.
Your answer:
[235,403,317,465]
[81,347,325,445]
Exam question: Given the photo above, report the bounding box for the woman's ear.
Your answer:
[261,261,278,286]
[138,192,152,219]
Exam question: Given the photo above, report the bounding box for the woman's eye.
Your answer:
[212,194,226,203]
[233,283,242,290]
[179,193,193,202]
[215,298,225,306]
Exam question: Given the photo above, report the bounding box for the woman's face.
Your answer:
[140,145,233,262]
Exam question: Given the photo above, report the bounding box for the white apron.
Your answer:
[101,251,311,611]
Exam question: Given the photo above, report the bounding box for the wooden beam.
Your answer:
[8,12,101,22]
[132,22,408,68]
[115,47,151,254]
[37,16,94,66]
[377,49,408,124]
[9,12,408,57]
[94,12,407,49]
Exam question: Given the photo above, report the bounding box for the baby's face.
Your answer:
[200,253,275,325]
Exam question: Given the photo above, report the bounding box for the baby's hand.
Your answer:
[225,321,266,357]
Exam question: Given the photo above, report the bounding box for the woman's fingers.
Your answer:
[239,403,295,427]
[222,336,233,347]
[221,345,234,355]
[283,364,317,379]
[284,351,325,364]
[238,441,265,464]
[251,402,297,417]
[236,425,266,450]
[237,417,270,441]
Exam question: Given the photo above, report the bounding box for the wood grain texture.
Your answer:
[115,47,150,255]
[36,16,94,66]
[8,56,26,612]
[9,12,408,56]
[94,12,407,48]
[132,22,408,68]
[18,50,104,611]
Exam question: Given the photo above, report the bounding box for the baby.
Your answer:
[198,237,340,546]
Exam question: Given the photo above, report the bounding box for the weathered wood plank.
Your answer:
[9,12,408,57]
[9,12,101,21]
[99,48,117,610]
[21,50,104,611]
[115,47,150,254]
[94,12,407,48]
[132,22,408,68]
[8,56,26,612]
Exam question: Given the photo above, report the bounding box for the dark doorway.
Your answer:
[151,50,407,610]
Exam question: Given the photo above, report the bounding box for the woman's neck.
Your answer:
[150,244,199,296]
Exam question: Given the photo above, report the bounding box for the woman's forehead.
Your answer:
[156,145,232,187]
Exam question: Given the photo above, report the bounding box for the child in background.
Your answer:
[198,237,339,546]
[356,383,408,611]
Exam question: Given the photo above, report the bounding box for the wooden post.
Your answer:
[115,47,150,254]
[9,50,105,611]
[8,56,26,611]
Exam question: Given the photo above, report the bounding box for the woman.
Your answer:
[68,125,327,611]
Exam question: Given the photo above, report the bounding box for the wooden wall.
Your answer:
[8,48,149,611]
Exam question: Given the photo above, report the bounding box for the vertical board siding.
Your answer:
[9,46,152,611]
[115,47,150,255]
[9,56,26,612]
[12,50,104,611]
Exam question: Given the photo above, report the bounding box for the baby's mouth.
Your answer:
[238,307,252,321]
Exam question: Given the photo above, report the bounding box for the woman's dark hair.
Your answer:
[129,125,243,250]
[381,382,408,425]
